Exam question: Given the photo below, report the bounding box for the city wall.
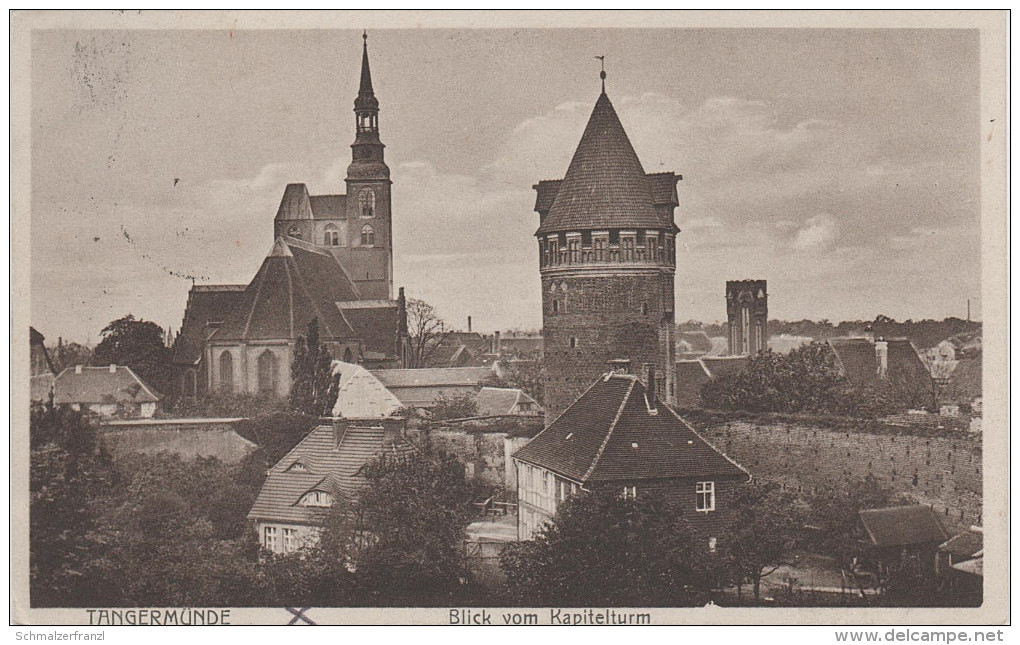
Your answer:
[100,419,256,463]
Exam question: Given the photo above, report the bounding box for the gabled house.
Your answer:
[53,365,163,418]
[474,386,542,417]
[247,416,411,554]
[370,366,495,408]
[857,505,950,580]
[511,368,749,545]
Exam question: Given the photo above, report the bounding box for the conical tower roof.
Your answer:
[537,91,661,234]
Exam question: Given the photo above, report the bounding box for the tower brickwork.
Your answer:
[534,74,680,424]
[726,279,768,356]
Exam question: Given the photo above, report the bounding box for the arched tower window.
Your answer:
[323,224,340,247]
[218,351,233,393]
[257,349,278,394]
[287,225,302,239]
[552,299,560,314]
[361,224,375,247]
[359,188,375,218]
[343,348,354,363]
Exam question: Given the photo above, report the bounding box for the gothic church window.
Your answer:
[287,225,302,239]
[361,225,375,247]
[218,351,233,393]
[323,224,340,246]
[257,349,278,394]
[359,188,375,218]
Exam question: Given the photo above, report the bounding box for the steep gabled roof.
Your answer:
[513,373,748,483]
[858,505,950,548]
[310,194,347,220]
[210,237,362,343]
[336,301,401,359]
[827,338,878,384]
[674,359,712,408]
[330,361,403,419]
[536,92,671,235]
[172,285,246,365]
[54,366,162,405]
[275,183,314,221]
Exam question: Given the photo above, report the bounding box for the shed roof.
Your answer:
[858,505,950,548]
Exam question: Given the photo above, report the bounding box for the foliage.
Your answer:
[90,315,171,396]
[428,392,479,421]
[290,318,339,416]
[807,475,904,572]
[700,344,903,418]
[720,479,806,602]
[501,489,718,606]
[166,392,290,419]
[49,340,93,373]
[406,298,452,368]
[30,399,98,452]
[346,441,475,605]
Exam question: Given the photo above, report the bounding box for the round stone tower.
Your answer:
[533,73,680,424]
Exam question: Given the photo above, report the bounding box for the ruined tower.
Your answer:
[726,279,768,356]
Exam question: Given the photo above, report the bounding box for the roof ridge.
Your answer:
[582,377,636,482]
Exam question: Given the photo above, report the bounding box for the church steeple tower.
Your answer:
[350,31,386,168]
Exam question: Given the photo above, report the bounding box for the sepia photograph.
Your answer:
[9,10,1008,628]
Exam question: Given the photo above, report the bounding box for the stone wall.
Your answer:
[692,419,982,530]
[100,421,256,463]
[430,428,530,493]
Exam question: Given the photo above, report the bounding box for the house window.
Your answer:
[323,224,340,246]
[282,528,297,553]
[640,302,648,315]
[218,351,233,393]
[287,461,307,472]
[287,225,302,239]
[263,526,278,551]
[299,490,335,507]
[359,188,376,218]
[708,537,718,553]
[361,224,375,246]
[696,481,716,512]
[257,349,278,394]
[569,336,577,348]
[621,486,637,500]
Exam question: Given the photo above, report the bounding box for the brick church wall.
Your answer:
[691,419,982,531]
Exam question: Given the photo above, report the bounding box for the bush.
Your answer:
[166,393,290,419]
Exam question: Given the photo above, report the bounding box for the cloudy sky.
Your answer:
[30,27,981,343]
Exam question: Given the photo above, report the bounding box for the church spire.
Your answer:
[356,30,377,111]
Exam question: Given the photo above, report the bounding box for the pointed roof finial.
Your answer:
[363,29,368,44]
[595,55,606,94]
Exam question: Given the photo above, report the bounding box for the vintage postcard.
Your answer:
[10,10,1008,627]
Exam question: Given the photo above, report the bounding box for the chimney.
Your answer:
[875,341,888,378]
[467,316,472,333]
[643,363,657,407]
[109,364,117,373]
[74,364,83,374]
[494,330,501,354]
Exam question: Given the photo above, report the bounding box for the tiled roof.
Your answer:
[678,331,713,354]
[210,237,361,343]
[247,423,410,525]
[330,361,402,419]
[950,354,982,400]
[858,505,950,548]
[939,529,982,560]
[310,194,347,220]
[827,337,931,395]
[536,92,674,235]
[828,338,879,383]
[474,387,539,416]
[54,366,162,404]
[886,339,932,393]
[675,359,712,408]
[512,373,748,483]
[701,355,749,379]
[646,172,680,207]
[533,179,562,213]
[172,285,246,365]
[337,301,401,359]
[371,366,494,389]
[275,183,314,221]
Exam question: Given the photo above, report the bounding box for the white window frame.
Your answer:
[282,527,297,553]
[708,537,718,553]
[263,525,278,551]
[621,485,637,500]
[696,481,716,512]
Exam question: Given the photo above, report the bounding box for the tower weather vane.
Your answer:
[595,55,606,92]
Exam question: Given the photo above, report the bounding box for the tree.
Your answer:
[429,392,479,421]
[501,490,716,606]
[347,442,474,605]
[91,315,171,395]
[721,479,805,603]
[406,298,452,368]
[290,318,338,416]
[49,340,92,373]
[809,475,902,573]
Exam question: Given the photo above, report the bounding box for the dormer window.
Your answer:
[287,462,307,472]
[299,490,335,508]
